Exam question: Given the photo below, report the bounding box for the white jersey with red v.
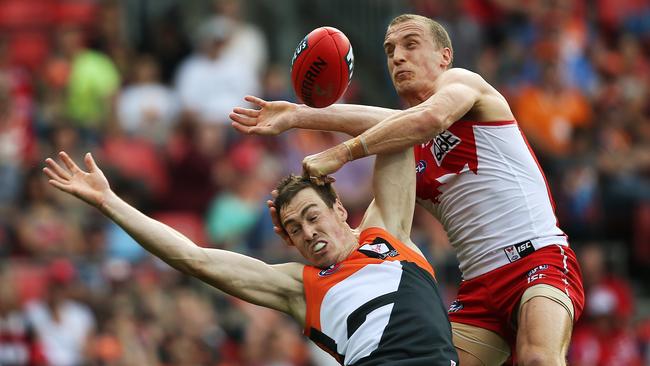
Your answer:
[414,120,568,279]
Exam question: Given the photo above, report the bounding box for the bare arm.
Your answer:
[302,70,512,177]
[359,81,479,154]
[230,95,399,137]
[358,147,419,253]
[43,152,305,320]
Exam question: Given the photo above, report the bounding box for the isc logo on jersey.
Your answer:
[432,130,461,166]
[504,240,535,262]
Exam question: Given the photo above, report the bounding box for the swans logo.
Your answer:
[448,300,463,313]
[416,160,427,174]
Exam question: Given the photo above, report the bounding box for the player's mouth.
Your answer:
[394,70,411,80]
[313,240,328,253]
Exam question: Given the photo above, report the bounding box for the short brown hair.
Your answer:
[388,14,454,67]
[273,175,339,229]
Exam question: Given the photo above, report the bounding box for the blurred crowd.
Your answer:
[0,0,648,365]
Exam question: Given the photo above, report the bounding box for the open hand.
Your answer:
[230,95,297,136]
[43,152,111,208]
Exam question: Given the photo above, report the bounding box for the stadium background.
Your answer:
[0,0,649,364]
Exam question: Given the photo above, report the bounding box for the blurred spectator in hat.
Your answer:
[211,0,268,76]
[116,54,180,146]
[569,286,642,366]
[175,15,260,126]
[580,244,635,320]
[25,259,96,366]
[569,243,641,365]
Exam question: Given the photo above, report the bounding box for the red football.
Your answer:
[290,27,354,108]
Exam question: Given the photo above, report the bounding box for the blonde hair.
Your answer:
[388,14,454,67]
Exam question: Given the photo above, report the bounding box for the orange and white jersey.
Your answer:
[414,120,568,280]
[303,227,457,366]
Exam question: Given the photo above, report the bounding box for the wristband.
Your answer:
[359,135,370,156]
[343,137,368,161]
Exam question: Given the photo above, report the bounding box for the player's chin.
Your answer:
[393,76,413,90]
[314,254,336,269]
[393,79,414,93]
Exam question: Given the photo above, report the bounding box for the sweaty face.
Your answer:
[384,20,446,100]
[279,188,351,268]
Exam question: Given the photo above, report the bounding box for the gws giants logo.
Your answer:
[432,130,461,166]
[358,237,398,260]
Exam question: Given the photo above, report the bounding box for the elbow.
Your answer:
[172,259,200,277]
[171,249,207,278]
[414,110,444,142]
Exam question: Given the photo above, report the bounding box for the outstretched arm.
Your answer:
[230,95,399,137]
[43,152,305,320]
[302,70,501,177]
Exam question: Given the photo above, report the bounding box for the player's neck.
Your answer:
[338,229,360,261]
[404,87,435,107]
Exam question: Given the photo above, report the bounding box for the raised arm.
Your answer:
[43,152,305,321]
[230,95,399,137]
[302,69,513,177]
[357,147,418,251]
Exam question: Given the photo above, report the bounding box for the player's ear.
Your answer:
[440,47,452,68]
[333,198,348,222]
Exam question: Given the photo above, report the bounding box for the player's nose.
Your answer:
[392,46,406,64]
[303,226,318,242]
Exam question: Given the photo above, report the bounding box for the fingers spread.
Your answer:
[47,178,71,193]
[43,167,66,182]
[45,158,71,180]
[232,107,260,118]
[229,113,257,126]
[231,122,252,134]
[59,151,82,173]
[84,152,99,172]
[244,95,266,107]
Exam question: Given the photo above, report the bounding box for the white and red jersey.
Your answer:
[303,227,457,365]
[414,120,568,279]
[0,310,43,366]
